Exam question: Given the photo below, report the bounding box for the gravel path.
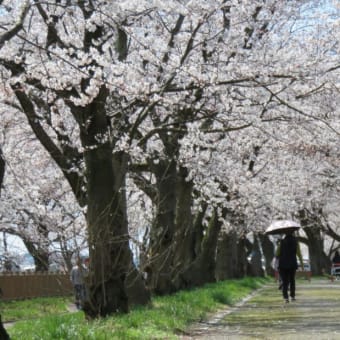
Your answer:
[181,279,340,340]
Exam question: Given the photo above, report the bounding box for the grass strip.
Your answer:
[7,277,269,340]
[0,296,73,322]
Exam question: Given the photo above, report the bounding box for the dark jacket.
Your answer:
[332,253,340,263]
[278,234,298,270]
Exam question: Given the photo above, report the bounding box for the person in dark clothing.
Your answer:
[332,251,340,263]
[276,231,303,303]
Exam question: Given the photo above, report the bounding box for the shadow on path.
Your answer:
[182,279,340,340]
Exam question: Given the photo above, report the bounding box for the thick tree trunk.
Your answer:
[125,266,150,306]
[0,315,9,340]
[0,149,9,340]
[177,209,220,288]
[84,148,130,316]
[216,230,240,280]
[0,147,4,196]
[146,159,177,294]
[147,165,206,293]
[22,239,49,272]
[171,201,207,290]
[259,233,275,276]
[304,227,330,275]
[298,209,330,275]
[83,149,150,317]
[75,89,149,317]
[34,250,49,272]
[171,167,195,289]
[236,235,249,277]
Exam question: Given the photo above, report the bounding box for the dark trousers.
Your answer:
[279,268,296,299]
[74,284,86,309]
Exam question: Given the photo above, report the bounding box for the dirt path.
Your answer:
[182,279,340,340]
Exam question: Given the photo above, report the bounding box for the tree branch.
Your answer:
[11,84,87,206]
[0,2,30,48]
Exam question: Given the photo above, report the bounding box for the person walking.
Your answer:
[70,257,87,309]
[276,231,303,303]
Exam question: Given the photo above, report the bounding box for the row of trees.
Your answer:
[0,0,340,318]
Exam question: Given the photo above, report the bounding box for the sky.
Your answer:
[0,232,27,255]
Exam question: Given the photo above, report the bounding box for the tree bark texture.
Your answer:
[259,233,275,276]
[146,159,177,294]
[23,239,49,272]
[216,230,242,280]
[248,233,265,277]
[176,209,221,288]
[304,226,330,275]
[171,167,196,288]
[0,149,9,339]
[79,104,149,315]
[298,209,331,275]
[83,146,129,316]
[0,147,4,196]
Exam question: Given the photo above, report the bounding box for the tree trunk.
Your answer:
[22,238,49,272]
[76,90,149,317]
[304,227,330,275]
[171,167,195,289]
[0,149,9,340]
[34,250,49,272]
[146,159,177,294]
[236,235,249,277]
[259,233,275,276]
[0,315,9,340]
[248,233,265,277]
[216,230,239,280]
[125,266,151,307]
[0,147,5,196]
[177,208,220,288]
[83,149,150,317]
[298,209,330,275]
[112,152,151,307]
[84,148,130,316]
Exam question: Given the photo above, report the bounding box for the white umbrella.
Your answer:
[265,220,301,235]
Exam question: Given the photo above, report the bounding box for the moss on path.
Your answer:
[183,278,340,339]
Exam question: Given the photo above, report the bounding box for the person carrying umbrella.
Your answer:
[276,230,304,303]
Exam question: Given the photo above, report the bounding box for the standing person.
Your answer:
[331,250,340,280]
[332,250,340,263]
[277,231,303,303]
[70,258,86,309]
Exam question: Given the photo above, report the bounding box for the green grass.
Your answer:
[6,277,269,340]
[0,296,73,322]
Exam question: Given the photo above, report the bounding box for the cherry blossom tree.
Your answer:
[125,0,315,292]
[0,0,339,316]
[0,109,87,271]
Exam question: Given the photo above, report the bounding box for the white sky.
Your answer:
[0,233,27,255]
